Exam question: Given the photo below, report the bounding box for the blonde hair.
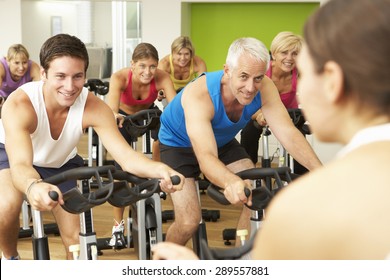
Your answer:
[7,44,30,61]
[171,36,195,58]
[270,31,303,59]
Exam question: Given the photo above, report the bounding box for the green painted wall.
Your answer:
[190,2,319,71]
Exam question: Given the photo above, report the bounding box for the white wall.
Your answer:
[0,0,22,57]
[3,0,341,164]
[19,1,112,63]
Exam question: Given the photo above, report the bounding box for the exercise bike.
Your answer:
[84,79,111,167]
[31,164,180,260]
[208,166,293,252]
[96,108,168,260]
[31,165,116,260]
[278,108,311,174]
[105,170,180,260]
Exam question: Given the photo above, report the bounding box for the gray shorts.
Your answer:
[0,143,84,193]
[159,139,250,178]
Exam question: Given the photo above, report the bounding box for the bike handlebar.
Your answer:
[45,165,115,185]
[84,79,109,96]
[108,171,180,207]
[45,165,116,214]
[287,108,311,135]
[45,165,181,213]
[207,167,292,211]
[124,109,162,126]
[122,108,161,139]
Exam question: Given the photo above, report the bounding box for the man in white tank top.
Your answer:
[0,34,184,260]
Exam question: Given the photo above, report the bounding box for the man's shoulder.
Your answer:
[20,80,42,91]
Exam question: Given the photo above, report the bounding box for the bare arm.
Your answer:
[105,69,129,126]
[157,55,171,74]
[84,93,184,192]
[105,69,127,113]
[182,76,250,205]
[194,55,207,74]
[2,89,63,210]
[155,69,176,102]
[260,76,322,170]
[30,61,41,81]
[0,62,4,88]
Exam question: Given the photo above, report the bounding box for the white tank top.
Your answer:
[0,81,87,168]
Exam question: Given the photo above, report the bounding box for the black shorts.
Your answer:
[0,143,84,193]
[159,139,250,178]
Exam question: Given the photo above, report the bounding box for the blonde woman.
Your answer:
[0,44,40,98]
[158,36,207,93]
[240,32,306,173]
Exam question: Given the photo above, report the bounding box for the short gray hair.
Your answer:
[226,37,270,72]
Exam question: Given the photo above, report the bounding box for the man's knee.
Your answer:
[0,197,22,218]
[175,212,201,233]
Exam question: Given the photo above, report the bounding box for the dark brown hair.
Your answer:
[132,43,159,63]
[304,0,390,115]
[39,34,89,73]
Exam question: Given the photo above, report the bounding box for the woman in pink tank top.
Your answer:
[105,43,177,245]
[240,31,306,173]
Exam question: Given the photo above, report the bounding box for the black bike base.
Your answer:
[222,228,236,246]
[19,223,60,239]
[96,236,132,255]
[33,236,51,260]
[162,209,220,223]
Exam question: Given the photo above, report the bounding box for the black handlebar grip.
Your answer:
[48,191,59,201]
[244,187,251,198]
[207,185,231,205]
[171,175,181,185]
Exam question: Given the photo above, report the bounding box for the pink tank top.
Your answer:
[266,62,298,109]
[120,70,158,106]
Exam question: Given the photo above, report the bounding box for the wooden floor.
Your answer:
[16,192,243,260]
[12,134,244,260]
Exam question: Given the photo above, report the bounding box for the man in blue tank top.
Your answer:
[159,37,322,248]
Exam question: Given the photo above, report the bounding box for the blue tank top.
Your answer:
[159,70,261,148]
